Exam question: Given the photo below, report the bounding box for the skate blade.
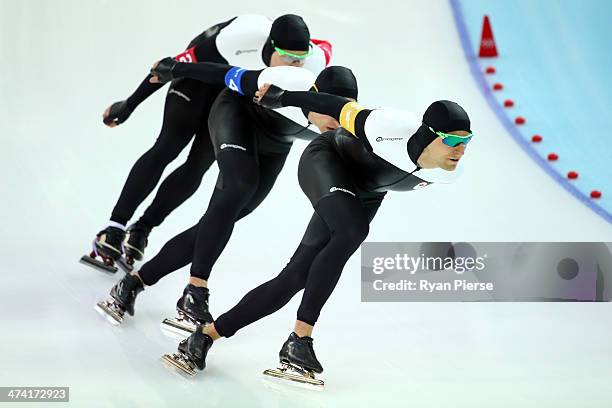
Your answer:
[95,301,123,325]
[160,318,196,341]
[262,367,324,390]
[161,353,197,377]
[116,257,134,273]
[79,255,118,274]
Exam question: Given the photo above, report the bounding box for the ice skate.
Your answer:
[119,222,150,272]
[263,332,324,389]
[79,226,125,274]
[161,326,213,377]
[95,273,144,325]
[160,285,213,339]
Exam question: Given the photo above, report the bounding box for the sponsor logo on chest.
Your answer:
[376,136,404,142]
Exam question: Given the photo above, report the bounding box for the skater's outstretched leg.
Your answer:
[210,193,368,340]
[204,209,339,338]
[109,79,218,226]
[136,225,199,285]
[212,240,325,337]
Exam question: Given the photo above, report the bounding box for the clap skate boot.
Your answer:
[161,285,213,339]
[263,332,324,388]
[80,226,125,273]
[95,273,144,325]
[161,325,214,377]
[118,222,150,272]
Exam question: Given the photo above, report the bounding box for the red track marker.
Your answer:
[590,190,602,199]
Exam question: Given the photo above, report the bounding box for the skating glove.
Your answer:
[254,84,285,110]
[103,100,133,126]
[150,57,178,84]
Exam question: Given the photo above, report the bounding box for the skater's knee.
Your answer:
[216,151,258,194]
[143,143,183,165]
[149,133,192,163]
[275,271,307,294]
[334,220,369,249]
[174,161,209,187]
[219,174,259,202]
[275,257,311,294]
[292,243,324,263]
[184,150,215,176]
[187,160,212,179]
[236,206,254,221]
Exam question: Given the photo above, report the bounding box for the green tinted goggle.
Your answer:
[271,40,313,62]
[428,126,473,147]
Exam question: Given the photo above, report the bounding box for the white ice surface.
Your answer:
[0,1,611,407]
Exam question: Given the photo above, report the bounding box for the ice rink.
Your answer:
[1,0,611,406]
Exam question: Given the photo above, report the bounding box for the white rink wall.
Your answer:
[1,1,611,407]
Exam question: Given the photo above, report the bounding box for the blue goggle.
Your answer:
[428,126,473,147]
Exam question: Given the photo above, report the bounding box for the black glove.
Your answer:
[103,100,133,125]
[150,57,178,84]
[253,84,285,109]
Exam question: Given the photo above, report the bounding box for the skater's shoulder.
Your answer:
[258,66,316,91]
[221,14,272,36]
